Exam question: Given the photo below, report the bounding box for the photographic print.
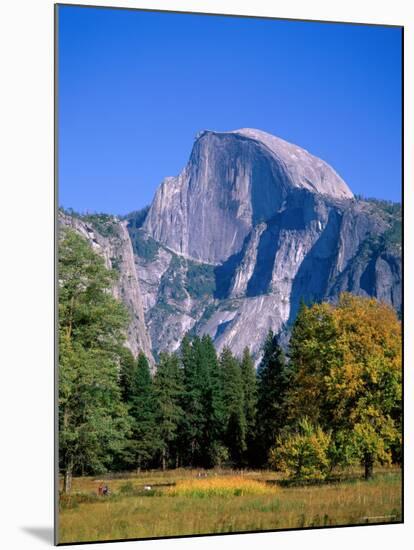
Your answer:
[56,4,403,545]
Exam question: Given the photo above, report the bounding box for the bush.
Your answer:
[185,262,216,298]
[83,213,118,237]
[269,418,331,481]
[131,230,159,262]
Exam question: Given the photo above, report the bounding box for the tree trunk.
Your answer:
[162,448,166,471]
[136,456,141,474]
[364,453,374,480]
[63,457,73,494]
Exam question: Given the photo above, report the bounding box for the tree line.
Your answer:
[59,228,402,493]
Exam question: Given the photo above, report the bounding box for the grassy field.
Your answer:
[58,467,402,544]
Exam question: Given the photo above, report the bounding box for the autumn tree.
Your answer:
[287,294,402,479]
[330,294,402,478]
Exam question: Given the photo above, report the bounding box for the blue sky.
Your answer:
[58,6,402,215]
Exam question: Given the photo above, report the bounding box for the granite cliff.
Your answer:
[59,211,154,363]
[60,128,401,362]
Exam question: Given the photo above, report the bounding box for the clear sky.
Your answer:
[58,5,402,215]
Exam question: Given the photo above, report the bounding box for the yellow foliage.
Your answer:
[165,475,279,497]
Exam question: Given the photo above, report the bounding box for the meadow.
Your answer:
[58,467,402,544]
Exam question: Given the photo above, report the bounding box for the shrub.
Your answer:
[185,262,216,298]
[131,230,159,261]
[269,418,331,481]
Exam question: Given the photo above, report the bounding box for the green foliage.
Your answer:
[122,352,160,470]
[59,230,401,482]
[270,418,331,481]
[287,293,402,478]
[256,330,290,466]
[179,334,224,468]
[288,302,340,426]
[359,197,401,251]
[382,219,402,247]
[59,228,131,492]
[220,347,247,466]
[185,262,216,298]
[124,206,150,228]
[240,347,258,465]
[129,229,159,262]
[84,213,118,237]
[158,255,187,301]
[110,256,122,272]
[361,196,402,218]
[119,348,136,402]
[154,352,184,470]
[59,208,119,238]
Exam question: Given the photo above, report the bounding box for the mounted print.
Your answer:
[55,3,403,545]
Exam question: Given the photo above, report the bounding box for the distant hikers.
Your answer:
[98,483,110,496]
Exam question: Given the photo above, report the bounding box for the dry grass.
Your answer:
[58,467,401,544]
[165,476,279,497]
[58,467,280,494]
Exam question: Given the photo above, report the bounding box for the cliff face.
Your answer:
[60,128,401,363]
[132,129,401,360]
[59,212,154,364]
[143,129,353,265]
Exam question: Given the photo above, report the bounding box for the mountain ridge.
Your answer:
[59,128,401,362]
[143,129,354,265]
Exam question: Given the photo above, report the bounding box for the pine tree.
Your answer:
[220,347,246,466]
[154,352,184,470]
[119,347,136,403]
[179,335,205,466]
[256,330,289,466]
[199,334,224,467]
[123,352,160,471]
[240,347,258,465]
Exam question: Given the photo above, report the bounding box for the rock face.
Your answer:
[134,129,401,360]
[59,212,154,364]
[60,128,401,364]
[143,129,353,265]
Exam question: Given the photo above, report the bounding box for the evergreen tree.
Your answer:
[178,334,224,467]
[220,347,246,466]
[154,352,184,470]
[199,335,225,467]
[123,352,160,471]
[240,347,258,465]
[179,335,205,466]
[59,228,130,493]
[256,330,289,466]
[119,347,136,403]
